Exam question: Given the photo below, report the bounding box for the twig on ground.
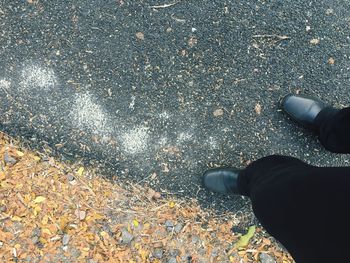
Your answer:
[150,1,180,9]
[252,34,290,40]
[171,14,186,23]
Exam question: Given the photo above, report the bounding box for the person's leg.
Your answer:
[239,155,350,263]
[315,107,350,153]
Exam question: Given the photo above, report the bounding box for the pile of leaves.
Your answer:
[0,132,293,262]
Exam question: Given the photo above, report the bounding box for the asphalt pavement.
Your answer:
[0,0,349,214]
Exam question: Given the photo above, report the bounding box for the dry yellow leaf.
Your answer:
[139,249,149,261]
[33,196,46,203]
[77,167,84,176]
[86,232,95,241]
[41,215,49,225]
[1,181,11,188]
[59,216,69,230]
[16,150,24,157]
[133,219,139,227]
[34,156,41,161]
[12,216,22,222]
[42,228,52,235]
[0,172,5,181]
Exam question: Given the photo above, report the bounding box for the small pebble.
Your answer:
[67,174,75,181]
[165,220,174,232]
[191,235,200,244]
[153,248,163,259]
[62,234,70,246]
[31,227,41,237]
[325,8,334,15]
[121,229,134,244]
[174,223,183,233]
[211,248,219,257]
[0,205,7,213]
[169,249,180,257]
[167,257,177,263]
[259,253,276,263]
[4,153,17,164]
[31,236,39,244]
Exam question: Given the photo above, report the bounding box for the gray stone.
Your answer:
[165,220,174,228]
[153,248,163,259]
[191,235,200,244]
[0,205,7,213]
[169,249,180,257]
[211,247,219,257]
[31,227,41,238]
[167,257,177,263]
[67,174,75,181]
[165,220,174,232]
[259,253,276,263]
[4,153,16,164]
[62,234,70,246]
[174,223,183,233]
[31,236,39,244]
[121,229,134,244]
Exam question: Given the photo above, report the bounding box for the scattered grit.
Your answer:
[0,132,293,262]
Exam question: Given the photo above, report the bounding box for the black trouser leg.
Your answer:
[238,155,350,263]
[316,107,350,153]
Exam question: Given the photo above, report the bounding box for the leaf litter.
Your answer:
[0,132,293,262]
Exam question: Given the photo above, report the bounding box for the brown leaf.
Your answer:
[136,32,145,41]
[188,36,198,48]
[328,57,335,65]
[310,38,320,45]
[213,108,224,117]
[255,103,262,115]
[75,210,86,220]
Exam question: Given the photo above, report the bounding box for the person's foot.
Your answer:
[281,94,330,131]
[202,168,242,195]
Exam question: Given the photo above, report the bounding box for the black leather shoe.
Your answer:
[202,168,242,195]
[282,94,329,131]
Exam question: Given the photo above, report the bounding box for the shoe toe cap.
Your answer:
[203,170,227,193]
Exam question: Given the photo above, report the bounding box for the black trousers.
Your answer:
[237,108,350,263]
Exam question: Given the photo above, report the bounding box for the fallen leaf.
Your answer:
[213,108,224,117]
[16,151,24,157]
[328,57,335,65]
[234,225,256,248]
[75,210,86,220]
[11,216,22,222]
[161,163,169,173]
[33,196,46,204]
[188,36,198,48]
[77,167,84,176]
[310,38,320,45]
[0,172,5,181]
[136,32,144,41]
[42,228,52,235]
[255,103,262,115]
